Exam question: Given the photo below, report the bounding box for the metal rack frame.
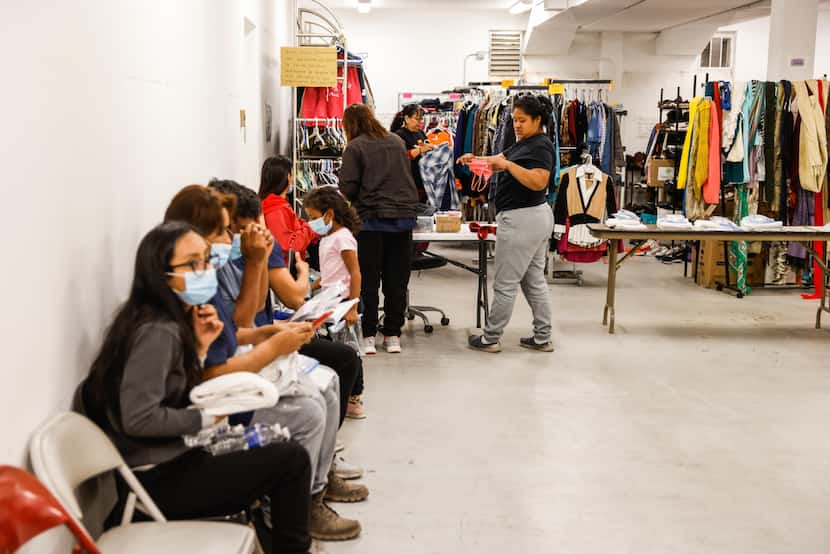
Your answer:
[291,0,348,218]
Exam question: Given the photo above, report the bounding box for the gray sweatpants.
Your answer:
[251,367,340,495]
[484,203,554,343]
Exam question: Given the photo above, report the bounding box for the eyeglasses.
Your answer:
[168,254,219,277]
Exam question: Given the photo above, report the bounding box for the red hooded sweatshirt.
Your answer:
[261,194,319,264]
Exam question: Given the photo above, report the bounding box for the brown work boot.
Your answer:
[310,492,361,541]
[324,471,369,503]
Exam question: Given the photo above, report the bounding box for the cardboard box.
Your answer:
[648,159,676,187]
[694,240,765,289]
[435,214,462,233]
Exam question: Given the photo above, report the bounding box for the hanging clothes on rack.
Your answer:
[295,159,342,193]
[419,143,460,210]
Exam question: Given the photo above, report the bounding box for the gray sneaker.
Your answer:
[519,337,554,352]
[467,335,501,353]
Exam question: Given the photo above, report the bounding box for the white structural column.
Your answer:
[599,32,623,86]
[767,0,819,80]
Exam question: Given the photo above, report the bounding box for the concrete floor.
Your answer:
[322,245,830,554]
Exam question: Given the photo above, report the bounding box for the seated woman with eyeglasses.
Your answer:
[78,221,313,553]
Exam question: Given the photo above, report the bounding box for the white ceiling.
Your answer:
[336,0,515,9]
[569,0,771,32]
[336,0,824,33]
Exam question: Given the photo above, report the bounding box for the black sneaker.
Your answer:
[519,337,555,352]
[467,335,501,353]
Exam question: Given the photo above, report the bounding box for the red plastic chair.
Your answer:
[0,465,99,554]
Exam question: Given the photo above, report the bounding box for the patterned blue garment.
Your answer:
[419,143,460,210]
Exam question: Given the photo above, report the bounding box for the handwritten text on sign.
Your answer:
[280,47,337,87]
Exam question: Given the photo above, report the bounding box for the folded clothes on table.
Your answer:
[606,218,647,230]
[657,214,693,230]
[740,214,783,230]
[693,216,742,231]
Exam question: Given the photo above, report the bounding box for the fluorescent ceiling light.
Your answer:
[357,0,371,14]
[508,0,533,15]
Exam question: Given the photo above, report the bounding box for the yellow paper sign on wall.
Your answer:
[280,47,337,87]
[548,83,565,95]
[501,79,515,88]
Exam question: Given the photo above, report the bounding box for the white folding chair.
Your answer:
[28,412,256,554]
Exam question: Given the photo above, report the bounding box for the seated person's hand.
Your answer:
[345,306,359,327]
[193,304,224,357]
[280,322,315,351]
[241,223,268,262]
[261,227,275,258]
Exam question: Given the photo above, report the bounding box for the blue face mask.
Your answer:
[211,242,232,269]
[287,184,294,196]
[229,233,242,261]
[308,215,332,236]
[169,268,218,306]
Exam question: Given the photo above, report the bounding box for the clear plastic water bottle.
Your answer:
[244,423,291,448]
[205,423,290,456]
[183,422,245,448]
[207,435,250,456]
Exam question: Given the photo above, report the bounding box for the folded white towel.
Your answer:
[190,373,279,416]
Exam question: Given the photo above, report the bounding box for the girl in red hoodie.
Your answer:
[259,155,319,266]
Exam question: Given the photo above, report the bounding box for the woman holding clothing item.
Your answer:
[339,104,419,355]
[460,95,555,353]
[391,103,434,203]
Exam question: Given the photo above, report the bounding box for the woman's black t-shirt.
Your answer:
[495,133,555,213]
[395,128,427,195]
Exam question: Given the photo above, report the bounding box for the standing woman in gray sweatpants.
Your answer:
[460,95,555,353]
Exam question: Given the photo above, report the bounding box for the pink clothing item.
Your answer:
[319,227,358,294]
[468,158,493,192]
[705,100,722,204]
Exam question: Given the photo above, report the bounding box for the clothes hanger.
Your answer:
[577,152,599,181]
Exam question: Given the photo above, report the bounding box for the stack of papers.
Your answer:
[290,283,351,325]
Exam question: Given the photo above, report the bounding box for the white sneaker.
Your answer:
[333,454,364,481]
[363,336,377,355]
[383,336,401,354]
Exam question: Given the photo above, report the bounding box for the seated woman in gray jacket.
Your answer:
[78,221,312,553]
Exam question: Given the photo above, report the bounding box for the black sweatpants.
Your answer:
[299,337,361,423]
[136,441,311,554]
[358,230,412,338]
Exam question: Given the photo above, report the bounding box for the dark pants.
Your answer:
[136,441,311,554]
[358,230,412,338]
[299,337,361,422]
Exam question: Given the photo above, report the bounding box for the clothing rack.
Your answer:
[291,0,348,217]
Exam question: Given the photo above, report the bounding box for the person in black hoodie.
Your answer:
[339,103,419,355]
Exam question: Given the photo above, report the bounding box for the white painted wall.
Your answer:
[333,8,527,120]
[0,0,293,465]
[722,8,830,82]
